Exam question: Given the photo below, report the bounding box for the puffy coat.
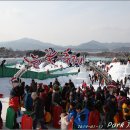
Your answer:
[52,91,62,105]
[31,97,44,120]
[68,109,77,122]
[88,109,100,129]
[9,97,20,112]
[24,92,33,111]
[74,108,89,130]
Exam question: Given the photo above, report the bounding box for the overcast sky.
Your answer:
[0,1,130,45]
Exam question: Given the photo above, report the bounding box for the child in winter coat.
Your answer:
[60,113,69,130]
[74,104,89,130]
[67,102,77,122]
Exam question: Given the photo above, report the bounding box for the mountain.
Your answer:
[70,40,130,52]
[0,38,64,51]
[0,38,130,52]
[76,40,109,51]
[64,40,109,52]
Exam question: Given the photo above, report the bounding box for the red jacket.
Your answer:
[9,97,19,112]
[88,109,100,129]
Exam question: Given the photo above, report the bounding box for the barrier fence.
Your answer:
[0,66,78,80]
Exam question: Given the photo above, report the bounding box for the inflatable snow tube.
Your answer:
[44,112,51,123]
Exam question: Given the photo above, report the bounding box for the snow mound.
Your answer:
[108,62,125,81]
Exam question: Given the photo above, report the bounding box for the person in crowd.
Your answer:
[62,83,69,110]
[19,81,25,107]
[82,80,87,89]
[124,77,127,85]
[74,103,89,129]
[36,83,43,94]
[67,102,77,122]
[117,91,127,110]
[48,82,53,88]
[52,85,62,106]
[62,83,69,100]
[24,85,33,111]
[75,87,83,104]
[30,79,37,92]
[53,78,60,86]
[45,87,53,112]
[19,81,25,98]
[60,113,69,130]
[30,92,47,129]
[68,79,75,91]
[89,74,92,81]
[88,102,100,129]
[9,80,21,129]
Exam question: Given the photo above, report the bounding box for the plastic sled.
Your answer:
[68,117,74,130]
[21,114,33,129]
[6,107,15,129]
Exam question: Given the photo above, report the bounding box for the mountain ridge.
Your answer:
[0,38,130,52]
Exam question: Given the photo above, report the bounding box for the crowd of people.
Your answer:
[0,70,130,129]
[3,73,130,130]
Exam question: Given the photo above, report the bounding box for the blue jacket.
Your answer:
[24,92,33,110]
[68,108,77,121]
[74,108,89,130]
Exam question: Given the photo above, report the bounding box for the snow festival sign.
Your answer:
[11,48,84,83]
[24,48,84,69]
